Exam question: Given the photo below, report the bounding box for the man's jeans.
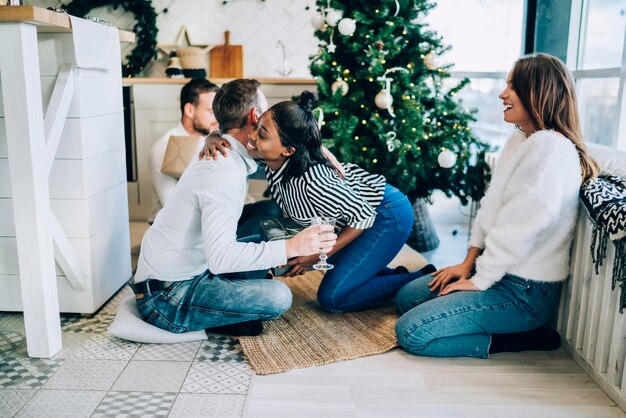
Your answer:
[395,273,562,358]
[135,234,290,333]
[317,184,419,312]
[135,270,292,333]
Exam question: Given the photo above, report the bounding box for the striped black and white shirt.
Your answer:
[264,160,386,230]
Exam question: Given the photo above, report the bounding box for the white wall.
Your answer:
[29,0,319,78]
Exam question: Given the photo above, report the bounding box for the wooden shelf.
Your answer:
[0,5,135,43]
[123,77,316,85]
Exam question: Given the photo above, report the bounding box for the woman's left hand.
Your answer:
[439,278,479,296]
[321,146,346,178]
[282,255,319,277]
[199,131,231,160]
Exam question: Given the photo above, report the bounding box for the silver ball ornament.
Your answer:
[311,13,325,30]
[437,149,457,168]
[338,18,356,36]
[325,9,343,27]
[331,78,349,96]
[375,90,393,109]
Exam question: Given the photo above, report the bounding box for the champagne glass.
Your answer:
[310,216,336,271]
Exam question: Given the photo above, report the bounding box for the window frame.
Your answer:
[569,0,626,150]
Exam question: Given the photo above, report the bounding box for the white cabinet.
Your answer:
[127,80,316,221]
[0,30,132,315]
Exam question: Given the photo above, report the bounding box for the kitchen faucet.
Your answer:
[275,40,293,77]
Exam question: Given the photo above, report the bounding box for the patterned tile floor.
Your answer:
[0,287,249,418]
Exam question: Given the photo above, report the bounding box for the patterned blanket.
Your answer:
[580,175,626,312]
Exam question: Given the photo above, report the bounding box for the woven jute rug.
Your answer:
[238,271,401,375]
[238,245,427,375]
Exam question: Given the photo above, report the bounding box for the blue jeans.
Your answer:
[395,274,562,358]
[136,270,292,333]
[318,184,418,312]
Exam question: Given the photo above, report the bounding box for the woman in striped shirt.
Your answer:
[209,91,434,312]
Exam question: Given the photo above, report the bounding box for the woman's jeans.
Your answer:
[395,273,563,358]
[318,184,417,312]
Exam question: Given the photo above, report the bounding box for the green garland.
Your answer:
[63,0,158,77]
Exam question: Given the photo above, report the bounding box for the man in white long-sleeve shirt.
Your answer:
[131,79,336,336]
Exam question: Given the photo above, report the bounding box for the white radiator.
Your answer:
[557,210,626,411]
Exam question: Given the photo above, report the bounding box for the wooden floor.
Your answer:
[244,348,625,417]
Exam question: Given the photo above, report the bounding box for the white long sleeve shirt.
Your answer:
[148,122,204,222]
[469,130,582,290]
[135,135,287,283]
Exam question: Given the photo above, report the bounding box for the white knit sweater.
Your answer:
[469,130,582,290]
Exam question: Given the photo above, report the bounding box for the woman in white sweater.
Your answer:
[395,53,600,358]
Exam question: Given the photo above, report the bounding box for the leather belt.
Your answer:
[128,278,177,295]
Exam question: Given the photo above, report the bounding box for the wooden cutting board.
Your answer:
[210,30,243,78]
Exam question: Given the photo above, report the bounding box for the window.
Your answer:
[426,0,525,72]
[573,0,626,150]
[579,0,625,70]
[448,77,511,148]
[577,78,620,146]
[426,0,525,148]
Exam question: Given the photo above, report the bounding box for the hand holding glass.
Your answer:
[310,216,336,270]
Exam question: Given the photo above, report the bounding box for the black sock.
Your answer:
[393,265,410,274]
[394,264,437,276]
[490,326,561,353]
[206,320,264,337]
[418,264,437,275]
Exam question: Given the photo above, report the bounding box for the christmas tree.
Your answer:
[308,0,491,207]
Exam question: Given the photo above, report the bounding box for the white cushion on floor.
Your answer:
[108,296,207,343]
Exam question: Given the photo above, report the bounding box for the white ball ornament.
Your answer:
[375,90,393,109]
[325,9,343,27]
[331,78,349,96]
[437,149,457,168]
[310,13,325,30]
[424,51,438,71]
[338,18,356,36]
